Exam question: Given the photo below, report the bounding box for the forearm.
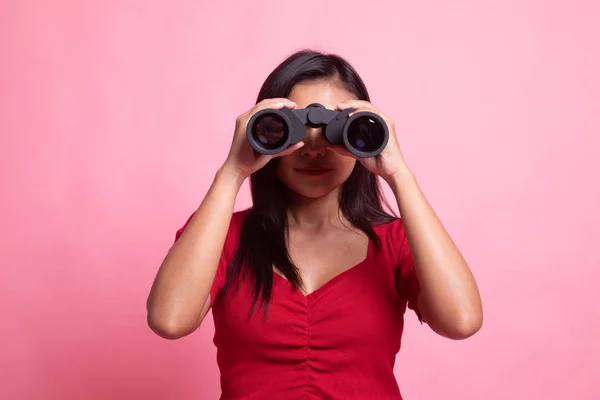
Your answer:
[146,165,246,338]
[386,166,483,339]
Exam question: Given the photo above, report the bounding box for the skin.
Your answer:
[146,79,483,341]
[274,81,371,293]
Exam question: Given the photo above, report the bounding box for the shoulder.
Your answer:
[232,207,251,225]
[174,207,251,242]
[217,208,251,258]
[371,217,411,266]
[227,208,251,239]
[372,217,407,247]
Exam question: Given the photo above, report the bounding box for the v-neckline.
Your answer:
[273,238,373,301]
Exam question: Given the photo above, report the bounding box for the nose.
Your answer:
[300,127,328,158]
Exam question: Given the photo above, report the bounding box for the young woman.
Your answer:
[147,50,483,399]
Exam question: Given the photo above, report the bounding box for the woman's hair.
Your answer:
[223,49,397,316]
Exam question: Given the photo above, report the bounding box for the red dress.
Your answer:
[175,209,422,400]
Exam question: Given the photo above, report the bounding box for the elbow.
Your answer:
[146,309,196,340]
[444,311,483,340]
[424,306,483,340]
[420,293,483,340]
[147,315,185,340]
[146,292,208,339]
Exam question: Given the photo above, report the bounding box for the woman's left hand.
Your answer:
[327,100,410,183]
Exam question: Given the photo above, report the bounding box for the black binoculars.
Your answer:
[246,103,389,158]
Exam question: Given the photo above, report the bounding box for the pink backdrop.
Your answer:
[2,1,598,399]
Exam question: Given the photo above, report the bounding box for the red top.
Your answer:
[175,209,422,400]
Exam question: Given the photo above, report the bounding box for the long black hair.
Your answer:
[223,49,397,316]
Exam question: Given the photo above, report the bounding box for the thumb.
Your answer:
[273,141,305,158]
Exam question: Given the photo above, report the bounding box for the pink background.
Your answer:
[1,1,598,399]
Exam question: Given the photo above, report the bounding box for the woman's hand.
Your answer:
[221,98,305,180]
[327,100,409,183]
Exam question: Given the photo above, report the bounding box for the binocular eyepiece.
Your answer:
[246,103,389,158]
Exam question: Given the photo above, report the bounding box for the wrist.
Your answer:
[216,163,248,189]
[385,164,417,194]
[384,162,414,184]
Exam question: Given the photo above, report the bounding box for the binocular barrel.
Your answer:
[246,103,389,158]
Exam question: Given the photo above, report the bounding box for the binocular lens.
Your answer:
[252,114,288,149]
[346,116,385,152]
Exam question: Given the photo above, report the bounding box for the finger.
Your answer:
[258,98,298,110]
[336,100,375,111]
[347,107,379,118]
[241,99,297,124]
[347,107,364,118]
[272,141,305,158]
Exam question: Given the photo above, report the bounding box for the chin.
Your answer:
[282,180,340,199]
[291,187,338,200]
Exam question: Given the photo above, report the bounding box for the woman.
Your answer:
[146,50,483,399]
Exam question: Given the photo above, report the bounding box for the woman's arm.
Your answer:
[146,166,245,339]
[389,166,483,340]
[331,99,483,340]
[146,97,302,340]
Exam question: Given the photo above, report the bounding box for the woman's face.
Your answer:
[276,80,358,200]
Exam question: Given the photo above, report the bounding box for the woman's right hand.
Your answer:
[221,98,305,179]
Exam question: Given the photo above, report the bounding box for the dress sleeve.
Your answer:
[174,211,242,309]
[394,219,424,323]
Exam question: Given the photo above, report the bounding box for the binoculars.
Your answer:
[246,103,389,158]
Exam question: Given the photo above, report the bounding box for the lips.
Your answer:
[294,167,334,176]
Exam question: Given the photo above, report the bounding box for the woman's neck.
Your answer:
[286,188,347,231]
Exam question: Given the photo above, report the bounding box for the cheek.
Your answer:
[276,155,296,177]
[335,157,357,179]
[275,156,296,185]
